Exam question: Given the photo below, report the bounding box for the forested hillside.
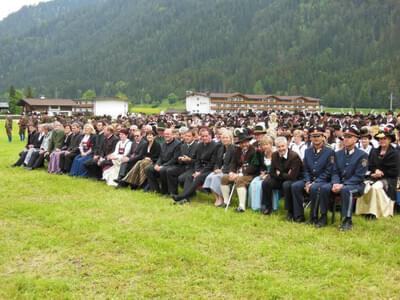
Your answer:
[0,0,399,108]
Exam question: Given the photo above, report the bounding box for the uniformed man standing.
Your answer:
[291,126,335,227]
[5,112,13,142]
[320,127,368,231]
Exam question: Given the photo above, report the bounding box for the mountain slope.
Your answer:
[0,0,399,108]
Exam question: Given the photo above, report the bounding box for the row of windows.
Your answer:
[215,103,319,109]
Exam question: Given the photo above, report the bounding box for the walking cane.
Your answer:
[225,183,236,212]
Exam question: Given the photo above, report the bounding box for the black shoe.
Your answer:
[114,179,122,184]
[315,215,328,228]
[25,167,33,170]
[285,213,294,222]
[218,203,227,208]
[364,214,376,220]
[130,184,137,190]
[262,208,272,215]
[339,218,353,231]
[10,164,17,168]
[235,207,245,213]
[294,215,306,223]
[115,184,122,189]
[307,217,318,225]
[174,198,189,205]
[172,194,181,202]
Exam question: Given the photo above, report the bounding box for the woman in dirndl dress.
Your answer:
[203,129,234,206]
[121,128,160,189]
[103,128,132,186]
[248,135,274,211]
[356,127,399,218]
[69,124,96,178]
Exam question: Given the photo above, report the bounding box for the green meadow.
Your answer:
[0,121,399,299]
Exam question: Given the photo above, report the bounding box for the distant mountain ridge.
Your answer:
[0,0,399,108]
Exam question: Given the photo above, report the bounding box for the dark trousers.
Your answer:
[321,183,362,219]
[145,164,171,194]
[60,152,78,173]
[14,151,28,166]
[84,158,112,179]
[262,178,293,212]
[177,171,211,200]
[291,181,329,219]
[165,165,185,195]
[27,151,47,169]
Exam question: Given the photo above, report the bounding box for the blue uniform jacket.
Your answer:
[303,145,335,184]
[332,147,368,187]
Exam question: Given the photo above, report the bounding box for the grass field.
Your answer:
[0,122,400,299]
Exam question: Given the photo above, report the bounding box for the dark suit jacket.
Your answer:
[156,138,181,167]
[194,141,218,173]
[229,145,260,176]
[142,141,161,163]
[215,144,235,173]
[270,149,303,182]
[101,134,119,157]
[67,133,83,154]
[93,132,105,156]
[61,133,73,151]
[26,131,39,149]
[175,141,198,170]
[128,138,147,166]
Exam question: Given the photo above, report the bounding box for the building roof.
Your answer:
[187,92,320,102]
[94,97,129,102]
[0,102,9,109]
[18,98,78,107]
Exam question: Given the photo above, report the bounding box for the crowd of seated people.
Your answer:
[10,109,400,231]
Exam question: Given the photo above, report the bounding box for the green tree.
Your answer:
[82,89,96,100]
[167,92,178,104]
[9,85,16,98]
[24,86,34,98]
[253,80,265,94]
[8,88,24,114]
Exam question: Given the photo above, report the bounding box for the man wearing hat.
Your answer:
[319,126,369,231]
[290,125,335,226]
[155,122,165,144]
[220,130,261,212]
[251,123,266,150]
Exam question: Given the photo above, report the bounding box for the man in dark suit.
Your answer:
[261,136,303,218]
[114,129,147,188]
[291,125,335,226]
[83,121,106,178]
[172,128,218,204]
[145,128,181,194]
[166,129,198,195]
[12,123,40,167]
[59,123,83,173]
[320,127,368,231]
[85,124,119,179]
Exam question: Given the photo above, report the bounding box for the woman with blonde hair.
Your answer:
[248,135,274,210]
[69,123,96,177]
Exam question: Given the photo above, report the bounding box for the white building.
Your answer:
[185,93,211,114]
[75,97,129,119]
[185,92,321,114]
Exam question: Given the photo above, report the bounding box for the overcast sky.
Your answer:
[0,0,52,21]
